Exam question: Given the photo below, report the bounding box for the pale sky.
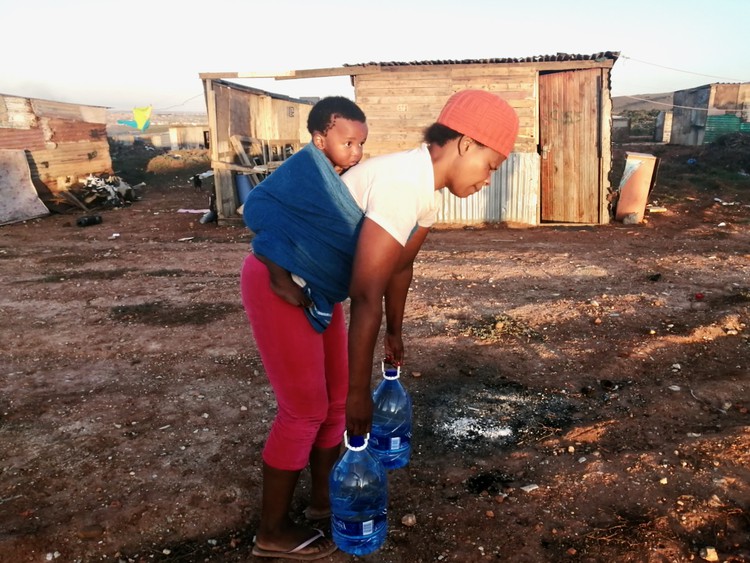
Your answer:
[2,0,748,113]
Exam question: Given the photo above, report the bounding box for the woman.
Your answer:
[243,89,518,560]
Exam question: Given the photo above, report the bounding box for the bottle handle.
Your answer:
[344,431,370,451]
[381,360,400,380]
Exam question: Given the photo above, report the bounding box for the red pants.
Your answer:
[240,254,348,470]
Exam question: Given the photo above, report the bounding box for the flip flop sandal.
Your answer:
[251,528,337,560]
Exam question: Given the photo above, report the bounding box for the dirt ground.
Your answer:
[1,139,750,563]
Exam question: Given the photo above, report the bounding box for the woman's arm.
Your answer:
[383,226,429,365]
[346,218,403,436]
[346,220,429,436]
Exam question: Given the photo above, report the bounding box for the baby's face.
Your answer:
[315,118,368,174]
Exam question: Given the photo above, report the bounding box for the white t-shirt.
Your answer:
[342,144,437,246]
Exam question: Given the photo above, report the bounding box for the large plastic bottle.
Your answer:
[369,363,412,469]
[329,432,388,556]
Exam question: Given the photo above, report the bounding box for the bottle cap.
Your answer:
[382,361,400,380]
[344,431,369,451]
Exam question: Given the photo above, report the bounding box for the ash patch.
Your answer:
[110,301,241,326]
[421,380,574,455]
[144,269,187,277]
[40,268,134,282]
[465,469,515,495]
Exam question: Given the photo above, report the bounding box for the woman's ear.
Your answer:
[457,135,474,155]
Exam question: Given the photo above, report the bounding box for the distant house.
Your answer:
[0,93,112,192]
[202,52,620,227]
[169,125,210,150]
[670,82,750,145]
[612,115,631,142]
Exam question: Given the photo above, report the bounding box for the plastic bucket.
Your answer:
[235,174,253,204]
[615,153,658,223]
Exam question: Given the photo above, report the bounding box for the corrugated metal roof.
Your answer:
[345,52,619,68]
[213,79,315,105]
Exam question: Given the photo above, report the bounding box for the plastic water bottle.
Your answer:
[369,363,412,469]
[329,432,388,556]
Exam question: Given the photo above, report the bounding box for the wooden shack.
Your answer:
[197,80,315,223]
[169,125,210,150]
[0,93,112,192]
[670,82,750,145]
[202,51,619,226]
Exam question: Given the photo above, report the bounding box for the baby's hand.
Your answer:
[268,269,312,308]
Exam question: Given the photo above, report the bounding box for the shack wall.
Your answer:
[353,64,537,158]
[168,126,209,149]
[0,95,112,192]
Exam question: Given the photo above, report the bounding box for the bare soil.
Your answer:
[1,139,750,563]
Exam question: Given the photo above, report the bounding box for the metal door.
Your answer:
[539,69,602,223]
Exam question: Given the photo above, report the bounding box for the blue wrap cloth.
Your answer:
[243,143,365,332]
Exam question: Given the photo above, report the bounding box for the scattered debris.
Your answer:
[76,215,102,227]
[47,174,140,213]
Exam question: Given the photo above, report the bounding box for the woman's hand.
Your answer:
[384,331,404,366]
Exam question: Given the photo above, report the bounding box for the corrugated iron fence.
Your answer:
[435,152,540,225]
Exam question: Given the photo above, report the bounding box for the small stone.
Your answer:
[593,317,602,325]
[401,513,417,527]
[485,510,495,518]
[699,546,719,561]
[520,484,539,493]
[567,547,577,555]
[660,477,668,485]
[411,371,421,378]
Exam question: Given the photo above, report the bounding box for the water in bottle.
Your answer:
[329,433,388,556]
[370,363,412,469]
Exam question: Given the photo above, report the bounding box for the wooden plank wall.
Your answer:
[0,95,112,192]
[599,68,613,224]
[353,64,537,158]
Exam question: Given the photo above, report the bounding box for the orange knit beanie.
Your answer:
[437,90,519,157]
